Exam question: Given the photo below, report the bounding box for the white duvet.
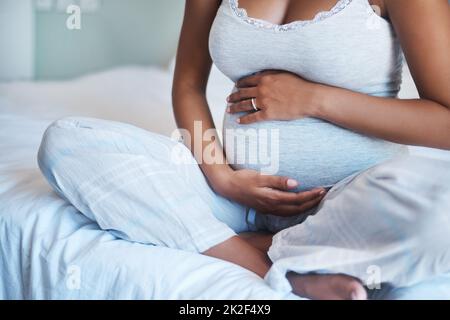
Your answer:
[0,66,449,299]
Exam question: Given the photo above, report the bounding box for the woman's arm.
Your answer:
[229,0,450,150]
[312,0,450,149]
[173,0,326,216]
[172,0,229,184]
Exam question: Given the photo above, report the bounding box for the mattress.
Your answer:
[1,66,449,299]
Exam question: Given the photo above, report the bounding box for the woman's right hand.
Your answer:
[216,169,327,217]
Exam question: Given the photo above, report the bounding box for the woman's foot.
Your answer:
[207,235,367,300]
[288,272,367,300]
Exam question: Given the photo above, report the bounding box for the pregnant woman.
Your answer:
[38,0,450,299]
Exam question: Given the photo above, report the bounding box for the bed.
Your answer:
[1,65,449,300]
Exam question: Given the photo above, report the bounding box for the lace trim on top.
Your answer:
[229,0,353,32]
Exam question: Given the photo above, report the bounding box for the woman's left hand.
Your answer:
[227,71,320,124]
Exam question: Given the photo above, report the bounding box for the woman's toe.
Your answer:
[348,280,367,300]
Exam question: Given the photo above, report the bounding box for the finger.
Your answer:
[238,111,265,124]
[294,188,327,204]
[237,70,280,88]
[228,100,254,114]
[260,175,299,191]
[236,74,264,88]
[227,88,257,103]
[264,189,323,205]
[296,196,325,213]
[269,196,325,217]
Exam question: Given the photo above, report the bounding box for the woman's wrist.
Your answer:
[307,83,331,119]
[205,164,234,196]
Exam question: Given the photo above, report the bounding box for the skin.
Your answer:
[173,0,449,299]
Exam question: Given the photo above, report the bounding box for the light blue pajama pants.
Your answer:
[38,117,450,292]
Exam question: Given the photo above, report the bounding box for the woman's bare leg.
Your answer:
[239,232,274,253]
[205,234,367,300]
[204,236,271,278]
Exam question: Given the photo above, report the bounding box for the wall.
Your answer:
[35,0,184,80]
[4,0,449,81]
[0,0,34,81]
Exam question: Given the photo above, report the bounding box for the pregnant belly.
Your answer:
[223,112,406,191]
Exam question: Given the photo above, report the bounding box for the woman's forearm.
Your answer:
[311,85,450,150]
[171,0,232,194]
[310,0,450,151]
[172,86,233,193]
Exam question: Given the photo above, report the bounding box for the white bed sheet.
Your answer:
[0,66,449,299]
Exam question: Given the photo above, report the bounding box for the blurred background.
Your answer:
[0,0,184,82]
[0,0,232,137]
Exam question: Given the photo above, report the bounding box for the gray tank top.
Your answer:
[209,0,407,191]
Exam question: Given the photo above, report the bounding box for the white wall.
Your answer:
[34,0,184,80]
[0,0,34,81]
